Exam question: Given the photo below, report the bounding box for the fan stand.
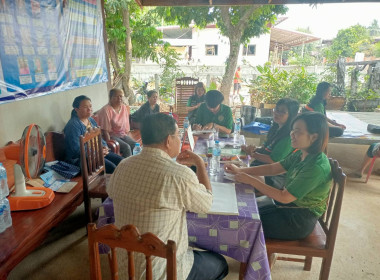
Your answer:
[8,165,54,211]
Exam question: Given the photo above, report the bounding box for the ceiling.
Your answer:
[135,0,379,7]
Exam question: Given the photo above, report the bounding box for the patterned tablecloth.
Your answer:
[97,135,271,280]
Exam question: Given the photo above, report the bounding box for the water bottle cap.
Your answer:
[135,143,140,146]
[185,117,188,119]
[215,140,219,144]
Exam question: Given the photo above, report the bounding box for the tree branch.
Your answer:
[220,7,233,38]
[237,5,261,32]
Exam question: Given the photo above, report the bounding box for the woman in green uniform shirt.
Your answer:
[304,81,346,137]
[242,98,299,189]
[225,112,332,240]
[186,82,206,125]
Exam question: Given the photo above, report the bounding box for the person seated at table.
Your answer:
[130,89,159,129]
[64,95,123,174]
[193,90,233,135]
[241,98,300,189]
[187,82,206,124]
[107,113,228,280]
[96,88,137,158]
[303,81,346,138]
[225,112,332,240]
[349,143,380,178]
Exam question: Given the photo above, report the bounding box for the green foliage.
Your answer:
[324,24,371,62]
[105,1,165,62]
[248,65,317,104]
[155,6,286,45]
[374,41,380,57]
[158,46,184,103]
[368,19,380,37]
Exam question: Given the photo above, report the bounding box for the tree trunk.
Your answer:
[220,39,240,105]
[122,5,133,104]
[108,41,120,85]
[336,57,346,96]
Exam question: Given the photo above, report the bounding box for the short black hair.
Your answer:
[141,113,177,145]
[205,90,224,108]
[291,111,329,154]
[147,90,157,98]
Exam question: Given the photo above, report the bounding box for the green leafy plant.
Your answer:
[248,65,317,105]
[158,45,184,103]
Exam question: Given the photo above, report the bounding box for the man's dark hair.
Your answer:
[291,111,329,154]
[141,113,177,145]
[205,90,224,108]
[147,90,157,98]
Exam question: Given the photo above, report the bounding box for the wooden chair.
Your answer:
[45,131,66,162]
[365,156,378,183]
[265,158,346,280]
[175,77,199,127]
[79,128,108,224]
[87,223,177,280]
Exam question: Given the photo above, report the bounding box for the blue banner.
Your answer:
[0,0,108,104]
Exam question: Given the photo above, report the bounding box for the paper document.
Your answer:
[208,182,239,215]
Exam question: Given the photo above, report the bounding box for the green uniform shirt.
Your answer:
[195,103,233,130]
[280,150,332,217]
[187,95,205,124]
[269,136,293,162]
[312,102,325,115]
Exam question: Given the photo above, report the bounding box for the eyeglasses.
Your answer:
[273,108,288,115]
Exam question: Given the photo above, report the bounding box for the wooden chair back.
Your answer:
[87,223,177,280]
[175,77,199,127]
[79,127,107,223]
[45,131,66,162]
[265,158,346,280]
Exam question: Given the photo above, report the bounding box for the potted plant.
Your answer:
[248,65,317,116]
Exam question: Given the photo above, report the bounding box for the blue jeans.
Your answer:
[187,250,228,280]
[105,152,123,174]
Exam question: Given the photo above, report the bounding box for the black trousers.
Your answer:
[259,198,318,240]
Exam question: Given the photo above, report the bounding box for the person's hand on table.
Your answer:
[177,150,204,167]
[241,144,256,156]
[235,172,255,185]
[193,124,202,131]
[202,123,214,130]
[224,163,240,174]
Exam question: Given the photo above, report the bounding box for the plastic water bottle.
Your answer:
[133,143,142,155]
[183,117,189,130]
[169,112,173,118]
[0,163,9,199]
[233,118,241,148]
[210,141,221,175]
[1,198,12,229]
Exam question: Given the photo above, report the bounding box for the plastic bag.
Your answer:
[242,122,271,135]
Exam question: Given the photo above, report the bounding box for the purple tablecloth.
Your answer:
[97,136,271,280]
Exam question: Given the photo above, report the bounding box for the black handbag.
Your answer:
[367,124,380,134]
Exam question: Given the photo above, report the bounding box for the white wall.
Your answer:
[0,83,108,146]
[163,27,271,67]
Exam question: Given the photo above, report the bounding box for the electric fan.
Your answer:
[6,124,55,211]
